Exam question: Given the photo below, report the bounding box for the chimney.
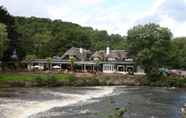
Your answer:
[106,47,110,55]
[80,48,83,54]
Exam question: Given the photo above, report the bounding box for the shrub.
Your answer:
[144,76,186,87]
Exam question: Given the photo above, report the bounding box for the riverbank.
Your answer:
[0,72,186,88]
[0,72,143,87]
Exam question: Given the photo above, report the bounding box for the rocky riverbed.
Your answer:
[0,86,186,118]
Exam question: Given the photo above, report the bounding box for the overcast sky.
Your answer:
[0,0,186,37]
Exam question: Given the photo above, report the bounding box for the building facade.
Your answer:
[24,47,144,74]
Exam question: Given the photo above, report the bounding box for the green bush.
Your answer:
[144,76,186,87]
[54,74,75,81]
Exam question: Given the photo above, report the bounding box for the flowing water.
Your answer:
[0,86,186,118]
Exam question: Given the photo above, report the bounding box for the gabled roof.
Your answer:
[91,50,105,60]
[107,53,120,59]
[109,50,128,59]
[61,47,92,61]
[91,50,128,61]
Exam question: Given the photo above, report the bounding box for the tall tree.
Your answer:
[169,37,186,69]
[0,6,21,61]
[47,57,52,71]
[127,23,172,79]
[0,23,8,59]
[68,56,76,72]
[13,16,127,58]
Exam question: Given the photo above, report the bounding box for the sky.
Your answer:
[0,0,186,37]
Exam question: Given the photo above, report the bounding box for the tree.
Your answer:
[25,54,37,71]
[0,6,21,61]
[95,59,101,73]
[32,31,52,58]
[13,15,125,59]
[68,56,76,72]
[47,57,52,71]
[90,30,109,50]
[0,23,8,59]
[110,34,127,50]
[25,54,37,62]
[127,23,172,79]
[169,37,186,69]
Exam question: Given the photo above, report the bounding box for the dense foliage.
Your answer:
[14,16,127,58]
[0,6,127,61]
[0,23,8,59]
[0,6,21,61]
[144,76,186,87]
[169,37,186,69]
[127,23,172,78]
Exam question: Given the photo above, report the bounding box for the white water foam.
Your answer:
[0,86,115,118]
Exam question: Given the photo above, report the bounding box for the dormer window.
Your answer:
[108,58,116,61]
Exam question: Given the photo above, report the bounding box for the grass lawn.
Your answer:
[0,73,75,81]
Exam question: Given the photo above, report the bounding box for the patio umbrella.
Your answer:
[52,65,61,69]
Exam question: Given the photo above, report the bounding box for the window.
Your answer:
[108,58,116,61]
[103,64,115,71]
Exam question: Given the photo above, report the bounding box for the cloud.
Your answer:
[78,0,104,5]
[135,0,186,37]
[0,0,142,36]
[46,0,135,35]
[0,0,186,37]
[0,0,51,17]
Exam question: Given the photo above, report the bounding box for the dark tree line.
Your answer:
[13,16,127,58]
[0,6,21,62]
[0,6,127,61]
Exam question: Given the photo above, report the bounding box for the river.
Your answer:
[0,86,186,118]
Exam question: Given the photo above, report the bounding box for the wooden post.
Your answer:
[93,64,94,73]
[81,64,83,73]
[84,64,86,72]
[60,64,62,71]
